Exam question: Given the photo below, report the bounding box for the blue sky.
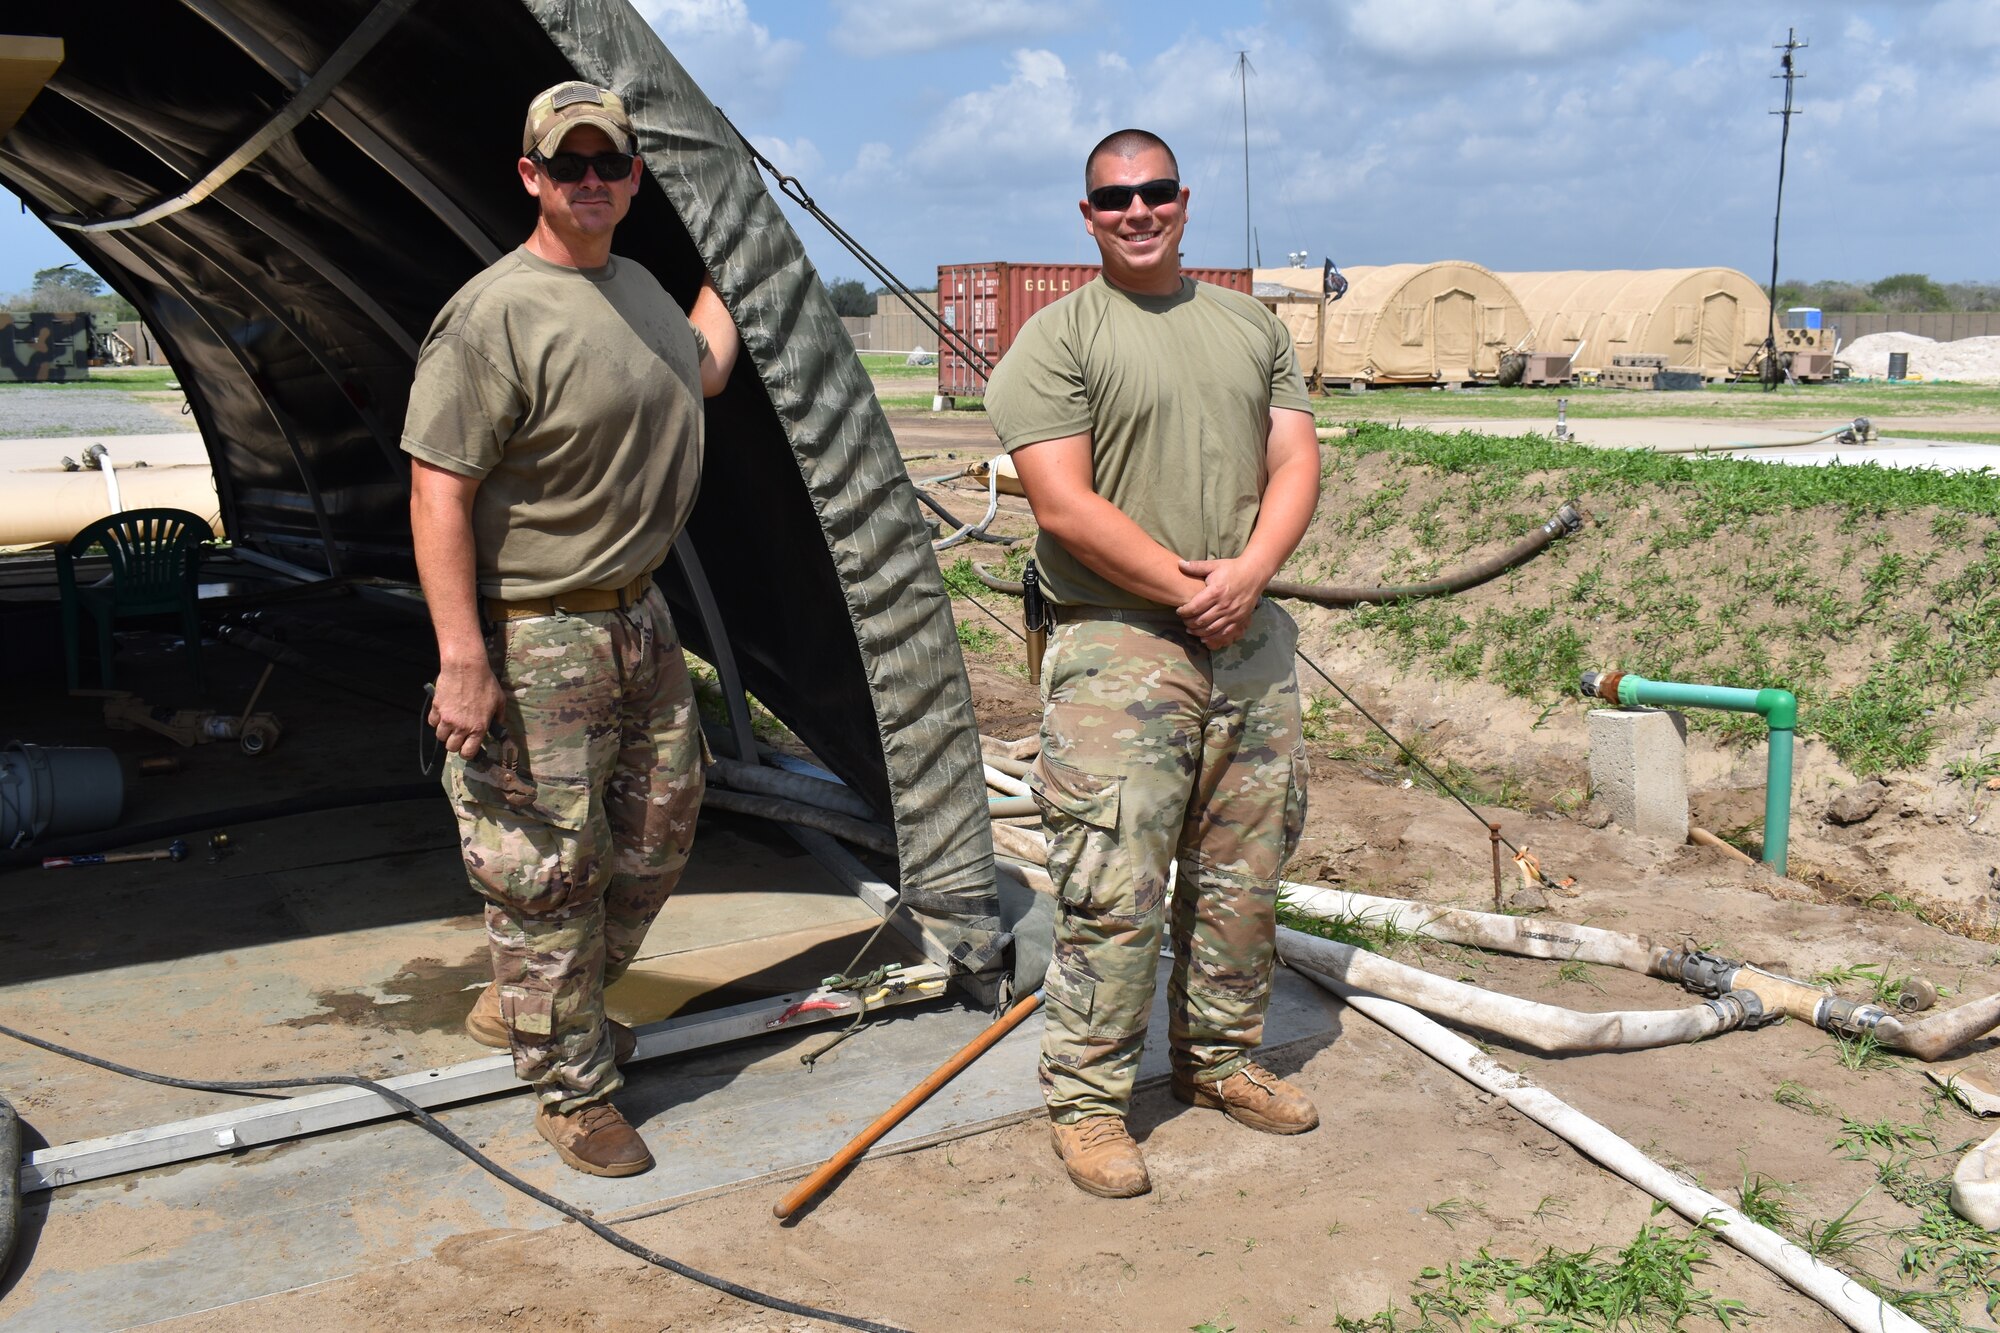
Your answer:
[4,0,1995,297]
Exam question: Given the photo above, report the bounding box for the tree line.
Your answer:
[1775,274,2000,313]
[5,265,140,325]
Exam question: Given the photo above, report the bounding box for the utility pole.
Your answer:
[1235,49,1254,270]
[1762,27,1805,390]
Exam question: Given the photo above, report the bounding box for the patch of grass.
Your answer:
[1274,896,1425,954]
[1822,1029,1901,1074]
[954,620,1000,654]
[1335,1207,1752,1330]
[1801,1192,1883,1263]
[1834,1117,1934,1160]
[1545,958,1606,993]
[1302,424,2000,775]
[0,366,181,391]
[1735,1169,1799,1233]
[1773,1079,1834,1116]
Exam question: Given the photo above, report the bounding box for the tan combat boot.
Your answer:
[1172,1061,1320,1134]
[465,983,636,1063]
[1049,1115,1151,1198]
[535,1100,655,1177]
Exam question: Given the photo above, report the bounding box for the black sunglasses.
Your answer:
[532,149,637,183]
[1086,178,1180,212]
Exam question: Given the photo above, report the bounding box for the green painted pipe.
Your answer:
[1579,671,1797,876]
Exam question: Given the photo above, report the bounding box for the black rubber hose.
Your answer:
[1267,503,1584,606]
[0,1093,18,1275]
[0,783,439,871]
[968,503,1586,606]
[0,1022,907,1332]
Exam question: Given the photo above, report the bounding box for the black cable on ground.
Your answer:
[1291,646,1568,891]
[0,1021,909,1333]
[0,783,439,871]
[953,586,1026,645]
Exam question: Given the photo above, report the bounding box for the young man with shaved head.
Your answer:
[987,128,1322,1198]
[404,81,739,1177]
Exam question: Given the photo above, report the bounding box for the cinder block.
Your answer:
[1588,707,1688,842]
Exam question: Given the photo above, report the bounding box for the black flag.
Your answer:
[1323,258,1348,301]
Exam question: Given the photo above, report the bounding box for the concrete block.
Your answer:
[1588,707,1688,842]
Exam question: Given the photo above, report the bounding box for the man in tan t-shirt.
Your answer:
[986,128,1321,1198]
[403,81,739,1177]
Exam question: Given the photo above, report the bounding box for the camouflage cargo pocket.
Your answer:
[499,982,555,1040]
[1031,753,1122,907]
[448,755,596,914]
[456,747,592,831]
[1282,744,1309,868]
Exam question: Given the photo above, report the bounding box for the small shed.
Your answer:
[1498,269,1772,378]
[1253,263,1530,387]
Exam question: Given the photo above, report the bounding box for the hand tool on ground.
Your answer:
[43,838,188,869]
[774,989,1043,1221]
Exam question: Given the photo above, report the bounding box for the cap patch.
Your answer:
[551,84,603,110]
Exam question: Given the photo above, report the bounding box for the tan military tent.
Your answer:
[1499,269,1771,377]
[1253,263,1529,387]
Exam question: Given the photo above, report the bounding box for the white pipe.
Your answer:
[1300,971,1924,1333]
[707,757,877,821]
[988,795,1036,819]
[99,448,123,513]
[1277,929,1742,1053]
[1280,882,1665,974]
[983,763,1030,798]
[933,465,1000,551]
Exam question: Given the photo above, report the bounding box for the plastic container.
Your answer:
[0,742,125,846]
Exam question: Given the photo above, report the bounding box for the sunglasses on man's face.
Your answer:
[1086,178,1181,213]
[533,150,636,184]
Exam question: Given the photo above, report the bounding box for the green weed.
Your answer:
[955,621,1000,654]
[1773,1080,1834,1117]
[1735,1169,1799,1233]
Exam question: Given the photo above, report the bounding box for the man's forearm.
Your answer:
[1037,490,1207,606]
[410,478,486,666]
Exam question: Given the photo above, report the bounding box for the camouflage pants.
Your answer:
[444,585,704,1113]
[1032,601,1307,1123]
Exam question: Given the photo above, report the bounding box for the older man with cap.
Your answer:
[403,80,740,1176]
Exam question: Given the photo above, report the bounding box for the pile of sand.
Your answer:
[1841,331,2000,383]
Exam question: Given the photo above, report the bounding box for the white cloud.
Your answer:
[1335,0,1653,66]
[637,0,803,116]
[908,49,1089,172]
[828,0,1095,58]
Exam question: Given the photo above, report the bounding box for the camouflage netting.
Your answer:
[0,0,995,917]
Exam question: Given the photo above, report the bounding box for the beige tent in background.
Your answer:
[1499,268,1771,377]
[1253,262,1530,387]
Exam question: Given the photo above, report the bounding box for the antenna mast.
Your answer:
[1235,50,1254,270]
[1762,27,1806,389]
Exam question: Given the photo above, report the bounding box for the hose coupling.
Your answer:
[1577,670,1623,704]
[1822,996,1890,1036]
[1665,948,1739,998]
[1548,503,1585,537]
[1704,989,1774,1030]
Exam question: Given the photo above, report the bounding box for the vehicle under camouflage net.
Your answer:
[0,311,93,382]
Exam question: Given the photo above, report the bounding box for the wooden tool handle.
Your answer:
[774,989,1042,1221]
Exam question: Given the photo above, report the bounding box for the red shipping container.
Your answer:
[935,262,1252,399]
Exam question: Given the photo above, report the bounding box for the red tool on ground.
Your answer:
[42,838,189,869]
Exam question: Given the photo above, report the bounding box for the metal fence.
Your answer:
[1823,311,2000,342]
[836,292,940,355]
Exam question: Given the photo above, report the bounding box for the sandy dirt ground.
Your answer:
[141,411,2000,1331]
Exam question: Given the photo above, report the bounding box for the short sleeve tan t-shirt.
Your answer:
[984,276,1310,610]
[401,246,706,600]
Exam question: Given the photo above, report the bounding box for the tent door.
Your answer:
[1433,289,1475,381]
[1698,292,1737,374]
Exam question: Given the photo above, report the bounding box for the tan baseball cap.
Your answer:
[522,80,636,157]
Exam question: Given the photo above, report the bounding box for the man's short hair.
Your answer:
[1084,129,1180,191]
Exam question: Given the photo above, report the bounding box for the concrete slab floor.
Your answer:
[0,966,1338,1331]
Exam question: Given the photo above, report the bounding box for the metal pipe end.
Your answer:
[1577,670,1621,703]
[1554,503,1584,534]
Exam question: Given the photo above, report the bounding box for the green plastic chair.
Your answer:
[56,507,212,692]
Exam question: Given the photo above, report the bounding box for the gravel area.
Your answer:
[0,387,196,437]
[1842,332,2000,384]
